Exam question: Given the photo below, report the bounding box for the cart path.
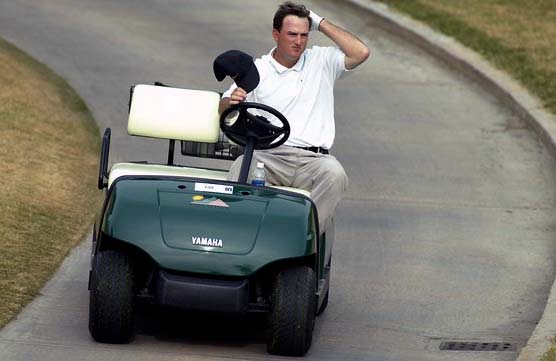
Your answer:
[1,0,556,360]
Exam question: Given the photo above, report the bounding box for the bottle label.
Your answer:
[251,179,265,187]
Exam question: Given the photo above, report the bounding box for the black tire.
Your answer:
[267,266,316,356]
[316,288,329,316]
[317,258,331,316]
[89,250,136,343]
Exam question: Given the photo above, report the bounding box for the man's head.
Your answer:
[272,2,311,67]
[273,2,311,31]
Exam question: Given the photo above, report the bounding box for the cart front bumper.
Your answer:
[155,270,249,313]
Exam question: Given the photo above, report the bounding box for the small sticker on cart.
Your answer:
[191,197,230,208]
[194,182,234,194]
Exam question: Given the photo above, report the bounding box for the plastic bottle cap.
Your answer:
[257,162,264,168]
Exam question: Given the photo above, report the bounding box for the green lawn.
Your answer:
[377,0,556,114]
[0,38,100,328]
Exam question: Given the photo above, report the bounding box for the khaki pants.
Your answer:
[227,146,349,233]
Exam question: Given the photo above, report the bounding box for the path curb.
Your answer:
[342,1,556,360]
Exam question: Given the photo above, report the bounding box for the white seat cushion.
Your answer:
[108,163,228,188]
[128,85,221,143]
[108,163,311,198]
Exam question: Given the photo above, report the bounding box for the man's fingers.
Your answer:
[226,87,247,106]
[229,95,244,105]
[231,88,247,103]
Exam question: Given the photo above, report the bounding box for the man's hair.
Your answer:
[273,2,311,31]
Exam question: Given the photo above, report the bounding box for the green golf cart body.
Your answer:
[88,84,333,356]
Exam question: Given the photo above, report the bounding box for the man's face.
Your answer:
[272,15,310,64]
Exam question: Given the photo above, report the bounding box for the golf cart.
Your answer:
[88,83,333,356]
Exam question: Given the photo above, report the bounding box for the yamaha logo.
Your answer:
[192,236,223,248]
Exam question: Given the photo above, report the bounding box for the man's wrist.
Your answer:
[309,10,324,31]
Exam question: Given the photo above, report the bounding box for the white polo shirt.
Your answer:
[223,46,348,149]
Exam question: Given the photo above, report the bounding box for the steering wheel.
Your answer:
[220,102,290,150]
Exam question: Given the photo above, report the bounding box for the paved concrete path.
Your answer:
[1,0,556,360]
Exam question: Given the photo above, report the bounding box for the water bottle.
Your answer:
[251,162,266,186]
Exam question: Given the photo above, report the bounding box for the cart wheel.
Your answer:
[89,250,136,343]
[267,266,316,356]
[317,289,329,316]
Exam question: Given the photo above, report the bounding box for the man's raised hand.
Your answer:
[309,10,324,31]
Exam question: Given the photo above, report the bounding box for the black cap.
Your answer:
[213,50,260,93]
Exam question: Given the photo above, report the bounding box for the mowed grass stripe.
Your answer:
[0,37,100,328]
[378,0,556,113]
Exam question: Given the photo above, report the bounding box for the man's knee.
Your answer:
[319,157,349,190]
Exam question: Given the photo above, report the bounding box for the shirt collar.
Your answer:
[267,47,305,74]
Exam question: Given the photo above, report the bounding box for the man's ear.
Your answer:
[272,29,279,43]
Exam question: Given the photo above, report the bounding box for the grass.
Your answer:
[376,0,556,114]
[0,37,100,328]
[541,338,556,361]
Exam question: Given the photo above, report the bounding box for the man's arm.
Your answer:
[311,13,370,70]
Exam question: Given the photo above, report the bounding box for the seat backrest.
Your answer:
[128,84,221,143]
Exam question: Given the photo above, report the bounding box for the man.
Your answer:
[219,1,370,232]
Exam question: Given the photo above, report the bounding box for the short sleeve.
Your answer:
[322,46,349,81]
